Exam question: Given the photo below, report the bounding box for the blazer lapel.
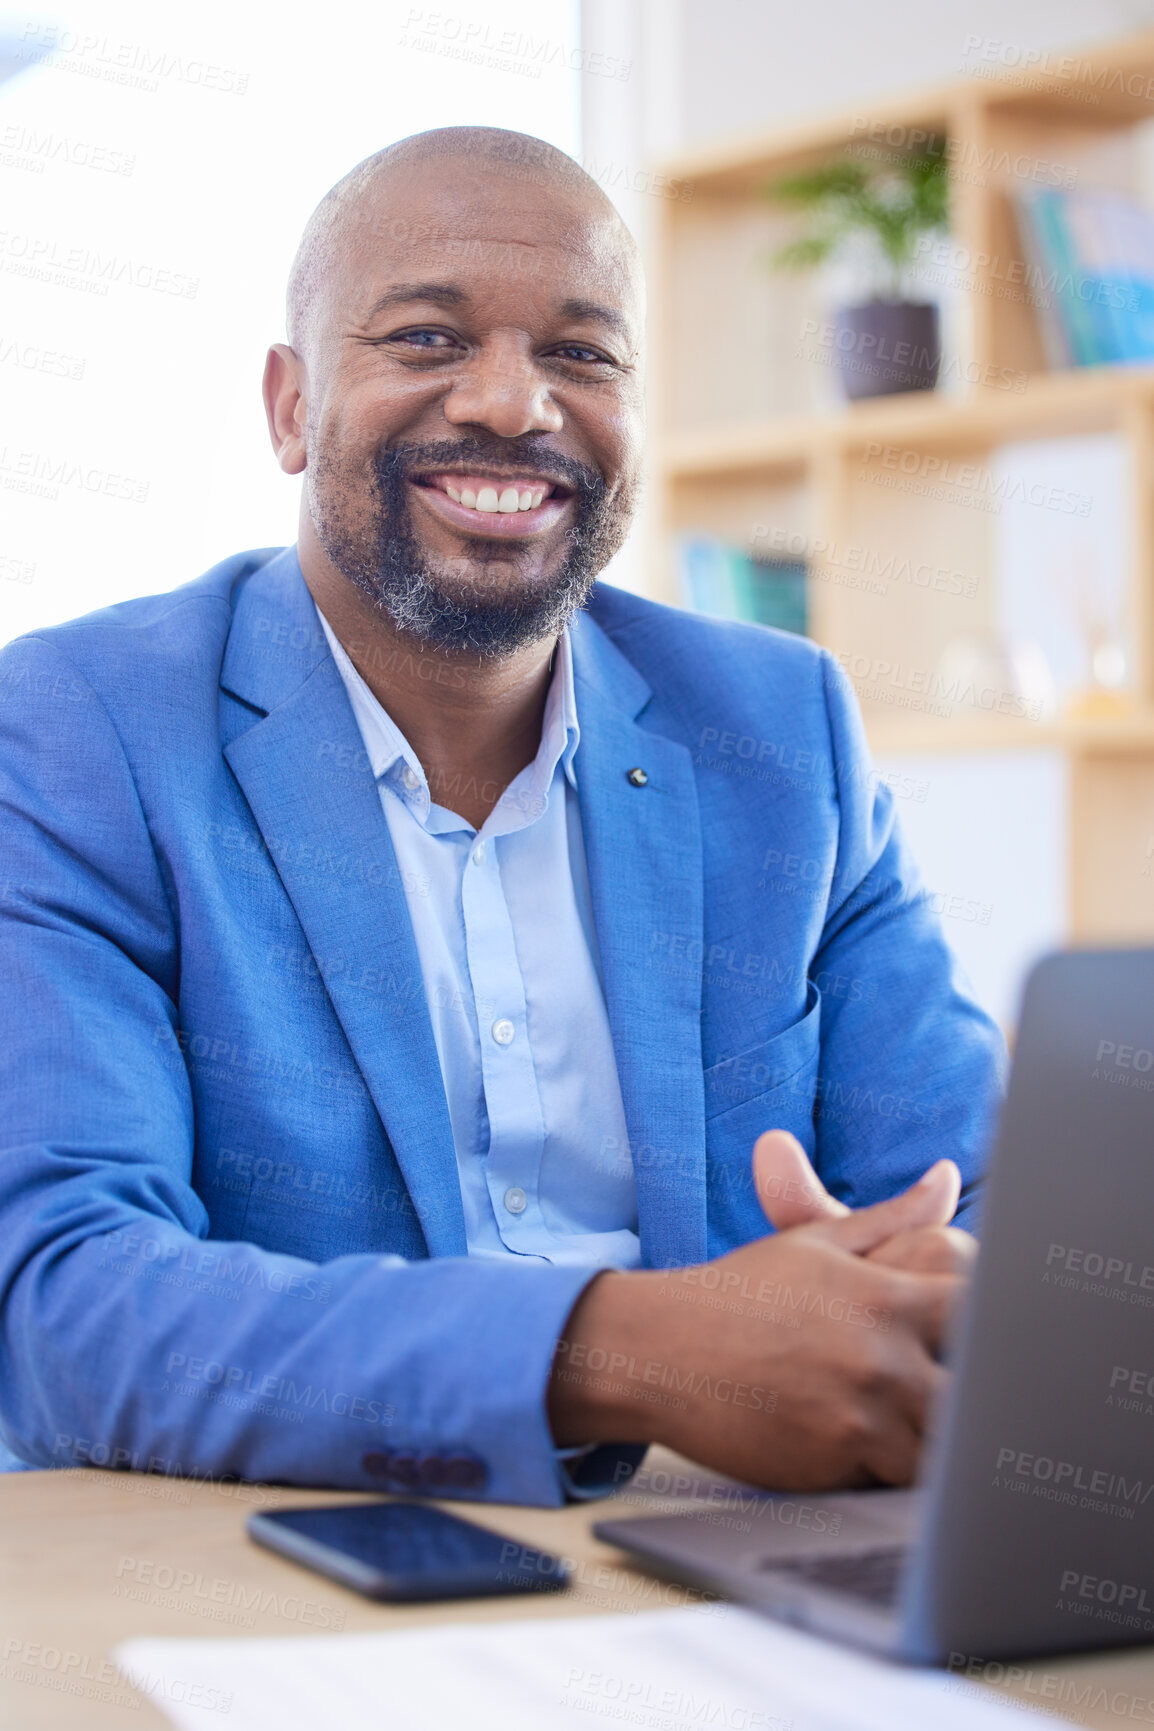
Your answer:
[571,611,708,1269]
[220,551,467,1256]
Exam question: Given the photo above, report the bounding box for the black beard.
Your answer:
[310,436,627,658]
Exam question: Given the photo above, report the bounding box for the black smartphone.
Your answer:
[247,1500,570,1602]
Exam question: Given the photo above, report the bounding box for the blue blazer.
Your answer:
[0,548,1004,1501]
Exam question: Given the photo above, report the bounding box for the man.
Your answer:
[0,128,1003,1503]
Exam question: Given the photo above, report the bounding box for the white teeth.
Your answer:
[435,479,553,513]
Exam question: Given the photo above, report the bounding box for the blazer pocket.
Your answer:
[703,981,822,1123]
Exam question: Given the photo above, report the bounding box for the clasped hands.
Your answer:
[549,1131,976,1491]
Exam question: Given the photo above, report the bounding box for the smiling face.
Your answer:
[280,141,645,657]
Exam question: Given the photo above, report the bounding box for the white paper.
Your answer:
[116,1602,1075,1731]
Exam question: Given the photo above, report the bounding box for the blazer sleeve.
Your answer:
[809,651,1008,1231]
[0,636,596,1502]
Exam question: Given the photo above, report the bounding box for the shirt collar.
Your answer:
[314,605,580,826]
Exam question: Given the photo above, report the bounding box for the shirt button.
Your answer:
[472,841,486,866]
[491,1018,515,1046]
[401,766,420,791]
[504,1187,527,1215]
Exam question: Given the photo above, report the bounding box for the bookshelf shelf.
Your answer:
[664,365,1154,476]
[649,28,1154,943]
[866,711,1154,756]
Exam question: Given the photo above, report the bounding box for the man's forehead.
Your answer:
[348,177,627,272]
[350,153,613,242]
[338,186,638,324]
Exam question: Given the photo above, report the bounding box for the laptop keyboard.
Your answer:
[756,1545,908,1606]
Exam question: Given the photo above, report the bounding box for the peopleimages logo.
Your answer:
[1111,1366,1154,1398]
[1095,1039,1154,1071]
[995,1446,1154,1518]
[1059,1569,1153,1613]
[1045,1243,1154,1288]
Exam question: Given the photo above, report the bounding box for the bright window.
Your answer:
[0,0,582,642]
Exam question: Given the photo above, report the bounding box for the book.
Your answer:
[678,535,807,635]
[1025,189,1100,364]
[1014,193,1071,369]
[1091,193,1154,359]
[1014,188,1154,366]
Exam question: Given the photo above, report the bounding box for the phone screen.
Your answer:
[249,1501,570,1602]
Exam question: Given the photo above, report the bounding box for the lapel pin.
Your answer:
[626,767,648,787]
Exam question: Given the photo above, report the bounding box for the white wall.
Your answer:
[674,0,1154,147]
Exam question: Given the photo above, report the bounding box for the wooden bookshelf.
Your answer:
[648,28,1154,944]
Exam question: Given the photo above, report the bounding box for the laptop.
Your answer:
[595,949,1154,1663]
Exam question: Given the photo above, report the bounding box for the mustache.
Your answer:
[375,437,605,501]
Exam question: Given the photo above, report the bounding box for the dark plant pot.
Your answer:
[834,301,940,400]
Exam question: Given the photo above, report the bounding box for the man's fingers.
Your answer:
[867,1224,977,1277]
[860,1411,924,1487]
[862,1359,950,1482]
[753,1139,965,1259]
[753,1130,849,1230]
[813,1159,962,1256]
[885,1267,965,1362]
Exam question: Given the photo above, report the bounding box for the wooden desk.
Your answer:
[2,1454,1153,1729]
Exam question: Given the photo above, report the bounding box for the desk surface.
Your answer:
[2,1454,1153,1729]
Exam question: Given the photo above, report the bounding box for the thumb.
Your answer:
[753,1130,849,1230]
[817,1159,963,1255]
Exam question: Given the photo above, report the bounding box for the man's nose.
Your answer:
[441,339,563,438]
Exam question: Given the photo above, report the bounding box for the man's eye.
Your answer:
[552,344,610,364]
[391,329,458,348]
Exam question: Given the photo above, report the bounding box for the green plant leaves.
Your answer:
[765,142,949,283]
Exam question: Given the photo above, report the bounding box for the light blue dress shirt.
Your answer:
[316,608,641,1273]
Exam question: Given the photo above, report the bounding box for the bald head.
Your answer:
[286,126,641,363]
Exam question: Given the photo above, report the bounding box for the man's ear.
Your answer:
[262,344,308,476]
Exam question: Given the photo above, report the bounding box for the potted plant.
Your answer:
[766,143,949,400]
